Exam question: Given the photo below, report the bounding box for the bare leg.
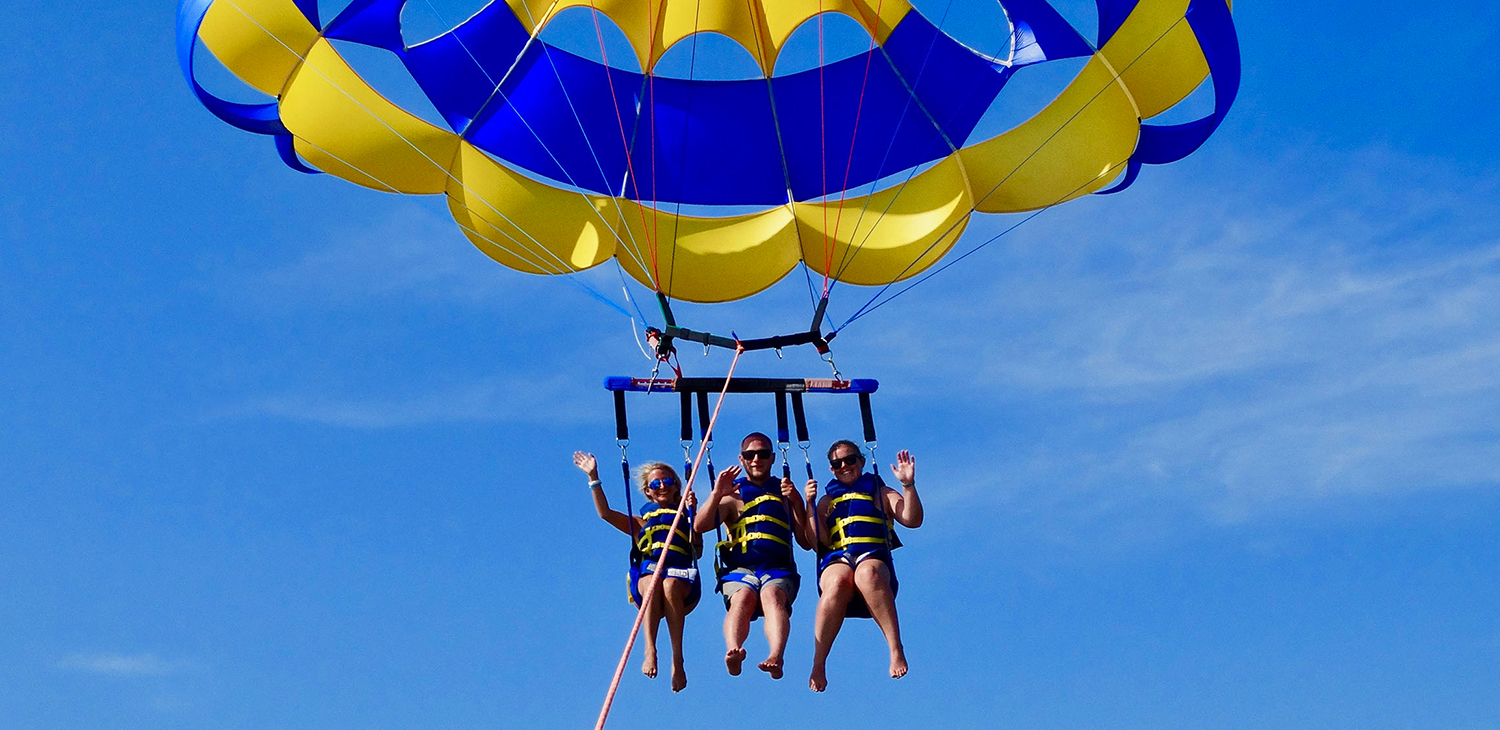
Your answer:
[723,586,755,676]
[854,559,906,679]
[637,575,663,679]
[662,577,691,692]
[757,584,790,679]
[809,563,854,692]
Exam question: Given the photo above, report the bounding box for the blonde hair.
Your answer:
[633,462,682,497]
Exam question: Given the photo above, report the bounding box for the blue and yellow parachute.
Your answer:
[177,0,1238,307]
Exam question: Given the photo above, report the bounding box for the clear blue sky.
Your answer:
[2,1,1498,728]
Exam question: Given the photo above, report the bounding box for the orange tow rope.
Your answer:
[594,343,745,730]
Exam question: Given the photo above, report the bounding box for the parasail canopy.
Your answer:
[178,0,1239,307]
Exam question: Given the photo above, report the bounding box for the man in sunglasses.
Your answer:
[803,441,924,692]
[694,432,812,680]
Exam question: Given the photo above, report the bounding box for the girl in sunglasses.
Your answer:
[574,452,702,692]
[803,441,924,692]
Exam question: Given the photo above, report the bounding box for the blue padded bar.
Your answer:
[626,78,787,206]
[883,12,1012,150]
[466,42,643,195]
[774,50,951,201]
[604,376,880,395]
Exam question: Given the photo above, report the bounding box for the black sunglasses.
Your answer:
[740,449,774,461]
[829,454,863,469]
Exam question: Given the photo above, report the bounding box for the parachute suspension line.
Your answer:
[216,0,638,316]
[595,342,746,730]
[824,0,889,298]
[835,16,1190,331]
[737,0,819,315]
[443,0,660,289]
[646,0,663,292]
[844,158,1129,325]
[585,0,665,293]
[817,3,830,297]
[828,0,959,287]
[665,0,706,300]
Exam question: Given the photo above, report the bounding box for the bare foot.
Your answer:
[890,647,908,679]
[671,661,688,693]
[725,647,746,676]
[641,648,658,679]
[809,664,827,692]
[757,656,784,680]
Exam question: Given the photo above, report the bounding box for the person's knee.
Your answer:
[729,585,758,611]
[822,569,855,596]
[761,584,789,611]
[854,559,891,590]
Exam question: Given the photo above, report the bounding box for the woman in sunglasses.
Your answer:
[574,452,702,692]
[803,441,924,692]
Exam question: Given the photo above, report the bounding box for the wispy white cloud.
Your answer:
[851,146,1500,530]
[56,653,192,677]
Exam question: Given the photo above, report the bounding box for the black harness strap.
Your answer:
[613,389,639,568]
[775,391,791,479]
[858,392,877,446]
[791,391,814,480]
[613,390,629,442]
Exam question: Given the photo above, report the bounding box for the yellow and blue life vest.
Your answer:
[817,473,901,572]
[717,477,798,572]
[634,501,697,571]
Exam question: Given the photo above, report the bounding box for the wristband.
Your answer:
[587,479,602,489]
[900,481,915,488]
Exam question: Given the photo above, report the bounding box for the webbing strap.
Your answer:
[695,391,711,438]
[831,492,876,506]
[858,392,877,445]
[719,531,792,551]
[739,513,790,531]
[743,494,782,512]
[619,456,635,561]
[679,392,692,442]
[642,539,694,558]
[613,390,629,441]
[830,535,889,550]
[775,392,789,443]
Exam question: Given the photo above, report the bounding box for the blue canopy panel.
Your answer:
[882,12,1013,151]
[1098,0,1238,194]
[403,5,530,132]
[325,0,406,52]
[465,43,643,196]
[774,50,951,202]
[1001,0,1096,65]
[626,78,787,206]
[326,0,531,133]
